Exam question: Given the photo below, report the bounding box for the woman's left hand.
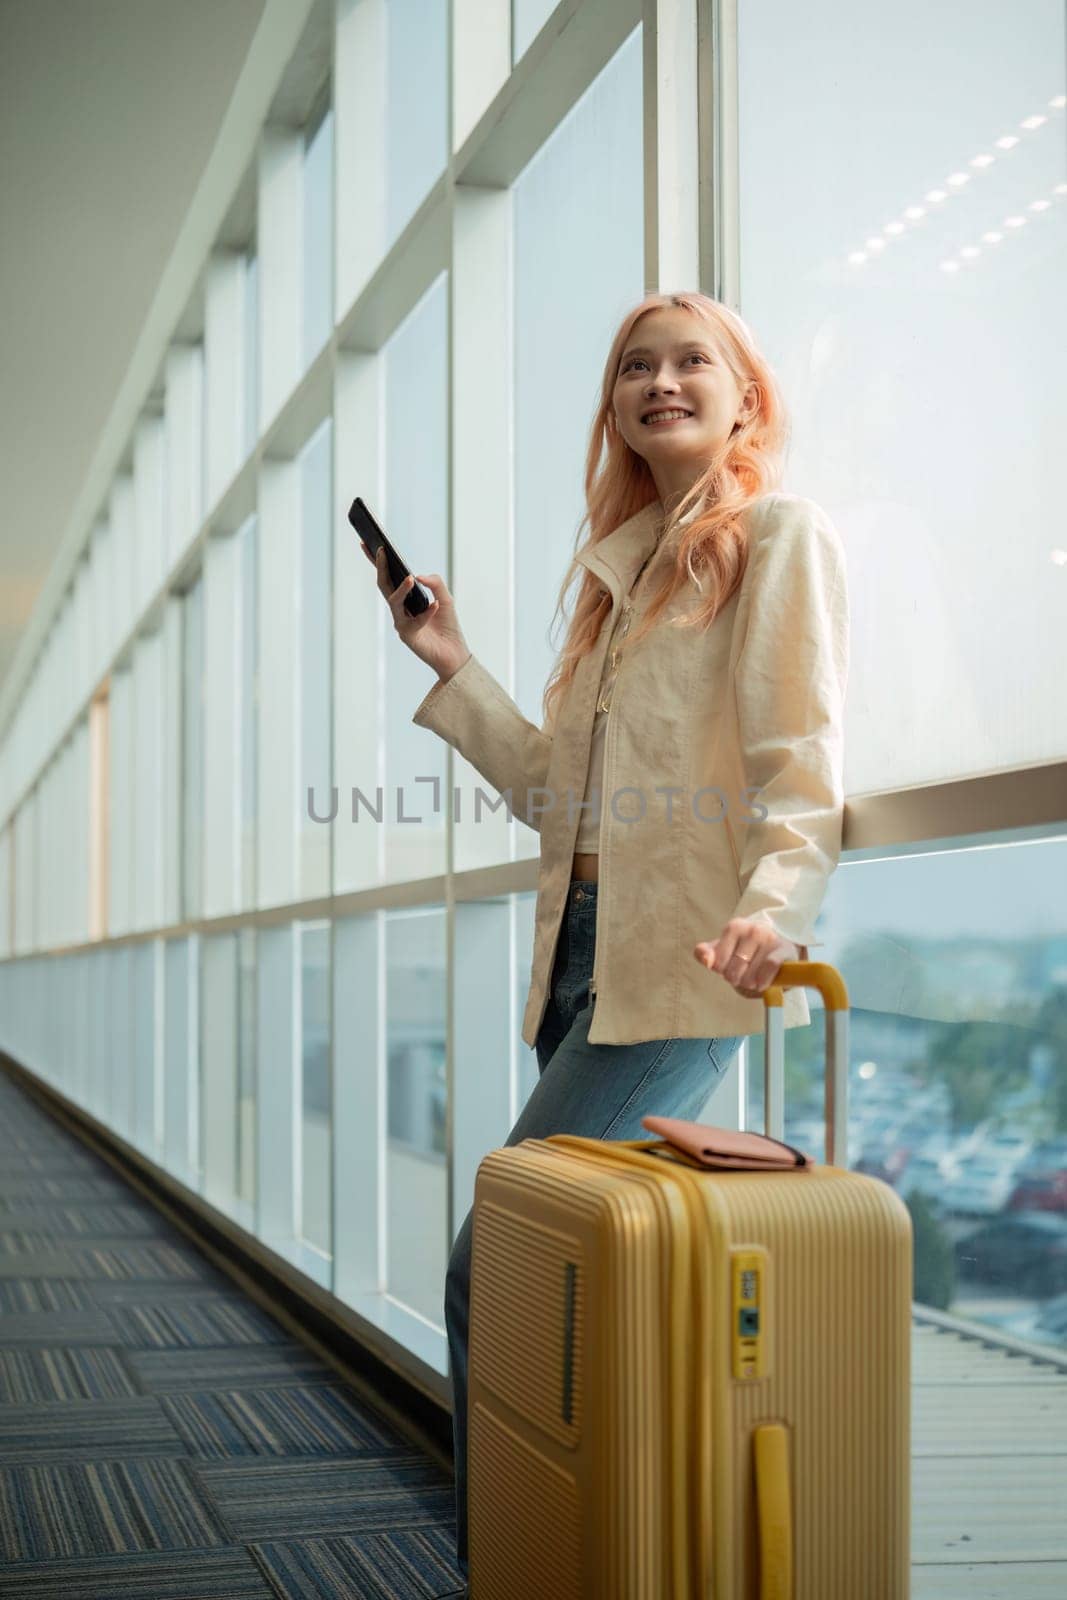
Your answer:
[693,918,801,999]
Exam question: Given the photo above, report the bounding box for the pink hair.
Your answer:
[541,290,788,730]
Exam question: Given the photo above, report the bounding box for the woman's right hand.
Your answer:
[358,541,472,684]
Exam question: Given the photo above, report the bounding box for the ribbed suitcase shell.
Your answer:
[466,967,912,1598]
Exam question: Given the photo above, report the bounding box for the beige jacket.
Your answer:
[412,491,849,1047]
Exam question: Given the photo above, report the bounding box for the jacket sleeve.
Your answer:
[728,497,849,956]
[411,652,558,832]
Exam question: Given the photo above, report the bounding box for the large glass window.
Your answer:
[131,629,164,932]
[203,531,243,917]
[254,925,299,1258]
[201,932,239,1209]
[237,926,257,1207]
[256,461,300,910]
[132,413,166,618]
[244,252,259,460]
[239,514,258,907]
[181,575,204,920]
[163,935,199,1185]
[383,275,448,883]
[163,342,204,572]
[204,248,257,506]
[299,920,332,1257]
[71,951,91,1107]
[0,825,11,961]
[737,0,1067,793]
[385,0,447,247]
[109,474,135,660]
[88,513,113,686]
[513,25,644,850]
[88,946,111,1119]
[111,945,132,1142]
[12,798,34,955]
[88,691,109,940]
[130,940,160,1158]
[386,904,447,1324]
[746,831,1067,1354]
[107,669,132,936]
[299,419,333,900]
[36,751,57,951]
[303,98,334,368]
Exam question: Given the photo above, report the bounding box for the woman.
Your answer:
[360,290,849,1591]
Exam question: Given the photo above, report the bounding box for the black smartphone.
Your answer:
[347,496,433,617]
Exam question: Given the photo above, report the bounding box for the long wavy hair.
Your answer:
[541,291,789,730]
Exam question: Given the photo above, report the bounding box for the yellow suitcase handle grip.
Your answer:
[762,958,848,1011]
[754,1421,794,1599]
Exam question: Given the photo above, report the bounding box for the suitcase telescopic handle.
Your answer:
[763,960,849,1169]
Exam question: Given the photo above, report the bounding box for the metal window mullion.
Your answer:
[643,0,703,291]
[702,0,740,306]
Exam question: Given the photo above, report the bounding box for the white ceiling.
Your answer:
[0,0,267,698]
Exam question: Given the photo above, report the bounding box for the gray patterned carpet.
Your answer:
[0,1068,465,1598]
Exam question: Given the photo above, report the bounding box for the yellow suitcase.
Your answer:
[466,961,912,1598]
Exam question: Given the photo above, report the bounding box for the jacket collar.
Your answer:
[573,499,667,605]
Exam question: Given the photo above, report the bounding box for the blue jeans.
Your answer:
[443,880,743,1578]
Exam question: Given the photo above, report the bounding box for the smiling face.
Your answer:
[612,306,759,509]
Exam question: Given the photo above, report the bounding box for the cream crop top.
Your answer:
[573,505,698,853]
[573,573,649,853]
